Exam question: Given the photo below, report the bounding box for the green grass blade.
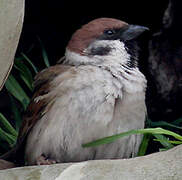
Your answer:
[152,128,182,141]
[137,134,151,156]
[15,56,24,61]
[38,37,50,67]
[0,113,18,137]
[172,117,182,125]
[153,134,174,149]
[0,127,17,147]
[5,74,30,110]
[15,59,33,79]
[83,129,139,148]
[21,53,38,74]
[159,148,168,152]
[167,140,182,145]
[20,74,33,91]
[9,94,22,131]
[149,120,182,130]
[14,59,34,91]
[82,128,182,148]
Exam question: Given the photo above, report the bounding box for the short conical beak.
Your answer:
[121,25,149,41]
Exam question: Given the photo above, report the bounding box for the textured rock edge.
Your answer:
[0,145,181,180]
[0,0,25,90]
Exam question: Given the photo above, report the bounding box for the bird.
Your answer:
[1,17,148,166]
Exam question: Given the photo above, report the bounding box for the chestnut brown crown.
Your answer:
[67,18,128,55]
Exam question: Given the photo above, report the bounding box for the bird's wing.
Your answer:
[18,65,123,145]
[17,64,72,144]
[0,65,72,162]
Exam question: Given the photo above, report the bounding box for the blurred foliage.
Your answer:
[0,39,50,155]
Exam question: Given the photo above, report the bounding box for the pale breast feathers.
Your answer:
[18,64,123,145]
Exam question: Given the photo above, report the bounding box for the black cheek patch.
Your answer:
[90,46,112,56]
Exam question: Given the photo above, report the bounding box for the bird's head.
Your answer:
[65,18,148,70]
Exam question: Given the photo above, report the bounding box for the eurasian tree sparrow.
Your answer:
[3,18,148,165]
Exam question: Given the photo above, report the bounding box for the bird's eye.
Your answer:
[104,29,115,36]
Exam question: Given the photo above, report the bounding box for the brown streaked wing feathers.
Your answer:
[0,64,72,163]
[17,64,72,144]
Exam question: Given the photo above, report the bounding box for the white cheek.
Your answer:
[90,40,130,65]
[65,40,130,67]
[65,49,93,66]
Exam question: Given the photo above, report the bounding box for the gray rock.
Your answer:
[0,0,24,90]
[0,145,181,180]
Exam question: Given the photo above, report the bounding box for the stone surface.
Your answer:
[0,0,24,90]
[0,145,181,180]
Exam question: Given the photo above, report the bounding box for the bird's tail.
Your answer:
[0,146,18,161]
[0,144,25,169]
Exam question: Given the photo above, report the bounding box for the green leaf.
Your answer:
[167,140,182,145]
[14,60,34,91]
[20,74,33,91]
[0,113,18,137]
[159,148,168,152]
[153,134,174,149]
[5,74,30,110]
[0,127,17,147]
[138,134,151,156]
[82,128,182,148]
[21,53,38,74]
[172,117,182,125]
[9,94,22,131]
[15,56,24,61]
[148,120,182,130]
[38,37,50,67]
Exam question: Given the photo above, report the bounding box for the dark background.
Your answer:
[17,0,169,65]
